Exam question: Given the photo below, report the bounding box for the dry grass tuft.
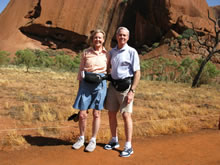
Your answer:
[1,131,29,150]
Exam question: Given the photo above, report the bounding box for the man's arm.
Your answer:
[127,70,141,104]
[130,70,140,92]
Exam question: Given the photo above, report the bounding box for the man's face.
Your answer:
[116,29,129,46]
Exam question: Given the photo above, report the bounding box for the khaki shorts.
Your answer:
[105,83,133,113]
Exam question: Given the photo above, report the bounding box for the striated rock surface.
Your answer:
[0,0,218,56]
[0,0,126,53]
[19,0,126,51]
[211,5,220,27]
[212,5,220,17]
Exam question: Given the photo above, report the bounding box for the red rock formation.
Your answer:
[131,0,216,46]
[20,0,126,51]
[0,0,218,56]
[211,5,220,27]
[211,5,220,17]
[0,0,126,54]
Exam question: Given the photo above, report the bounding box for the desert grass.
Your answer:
[0,66,220,150]
[132,80,220,137]
[0,131,30,150]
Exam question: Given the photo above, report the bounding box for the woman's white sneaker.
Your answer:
[85,140,96,152]
[72,137,84,149]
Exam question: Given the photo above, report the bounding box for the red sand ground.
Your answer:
[1,129,220,165]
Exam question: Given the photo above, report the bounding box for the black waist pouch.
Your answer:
[84,71,103,83]
[112,77,133,92]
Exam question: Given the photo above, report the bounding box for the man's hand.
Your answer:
[127,91,134,104]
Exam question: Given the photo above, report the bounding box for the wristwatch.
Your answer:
[130,88,135,93]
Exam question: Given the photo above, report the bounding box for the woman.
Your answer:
[72,29,109,152]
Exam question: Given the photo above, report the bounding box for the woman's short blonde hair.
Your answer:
[88,29,106,46]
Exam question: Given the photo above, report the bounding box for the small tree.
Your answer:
[15,49,36,72]
[191,10,220,87]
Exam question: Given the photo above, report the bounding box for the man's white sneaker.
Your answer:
[104,141,120,150]
[120,147,134,157]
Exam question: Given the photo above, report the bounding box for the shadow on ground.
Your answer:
[23,135,72,146]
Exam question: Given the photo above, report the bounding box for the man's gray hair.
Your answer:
[116,27,130,36]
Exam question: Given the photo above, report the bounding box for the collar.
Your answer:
[90,46,107,54]
[114,44,128,51]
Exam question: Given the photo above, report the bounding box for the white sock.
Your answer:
[90,137,96,142]
[80,136,85,141]
[125,141,131,148]
[111,137,118,143]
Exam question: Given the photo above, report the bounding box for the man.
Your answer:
[104,27,141,157]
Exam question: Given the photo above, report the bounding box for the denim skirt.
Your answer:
[73,73,107,110]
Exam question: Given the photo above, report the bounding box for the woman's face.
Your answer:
[93,32,104,48]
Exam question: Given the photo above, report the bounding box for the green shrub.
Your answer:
[177,35,183,40]
[33,49,54,68]
[140,56,220,85]
[13,49,80,72]
[0,51,10,66]
[54,54,74,71]
[44,49,64,57]
[193,58,220,86]
[140,59,154,80]
[182,29,196,40]
[176,57,196,83]
[71,54,81,72]
[152,42,159,49]
[140,51,147,56]
[52,52,80,72]
[141,57,177,81]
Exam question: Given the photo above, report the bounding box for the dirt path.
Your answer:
[1,129,220,165]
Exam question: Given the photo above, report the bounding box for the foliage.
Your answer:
[191,11,219,88]
[72,54,81,71]
[45,49,65,57]
[10,47,220,86]
[140,45,152,55]
[176,57,196,83]
[54,55,74,71]
[140,57,220,85]
[15,49,36,72]
[141,57,179,81]
[13,49,81,72]
[0,51,10,66]
[182,29,196,40]
[33,49,54,68]
[177,35,183,40]
[192,58,220,86]
[152,42,160,49]
[122,0,128,3]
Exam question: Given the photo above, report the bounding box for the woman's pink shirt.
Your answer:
[77,47,109,80]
